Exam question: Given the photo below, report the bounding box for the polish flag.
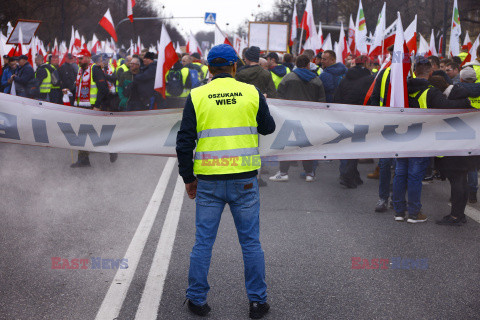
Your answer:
[154,24,179,99]
[463,31,472,52]
[186,32,202,56]
[369,2,386,59]
[290,3,298,47]
[461,33,477,66]
[388,12,410,108]
[469,35,480,62]
[404,15,417,55]
[176,41,182,54]
[90,33,101,54]
[316,21,324,53]
[299,0,317,52]
[382,19,397,56]
[127,0,136,23]
[348,14,356,54]
[418,33,429,57]
[428,29,437,57]
[355,0,368,54]
[99,9,118,42]
[214,24,232,46]
[335,22,349,63]
[52,38,59,56]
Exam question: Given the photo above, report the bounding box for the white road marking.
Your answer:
[447,203,480,223]
[95,157,176,320]
[134,174,185,320]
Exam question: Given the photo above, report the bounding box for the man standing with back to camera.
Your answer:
[176,44,276,319]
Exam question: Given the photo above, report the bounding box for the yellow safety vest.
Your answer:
[408,88,431,109]
[193,62,209,80]
[37,64,59,93]
[472,65,480,84]
[270,67,291,90]
[191,77,261,175]
[469,96,480,109]
[458,52,468,62]
[165,67,191,97]
[75,64,98,107]
[379,67,391,106]
[316,68,322,76]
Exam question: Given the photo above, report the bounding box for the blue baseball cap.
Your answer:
[207,44,238,66]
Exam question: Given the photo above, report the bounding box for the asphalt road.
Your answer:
[1,143,480,320]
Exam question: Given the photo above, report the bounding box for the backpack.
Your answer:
[166,69,184,97]
[189,68,201,89]
[51,69,60,86]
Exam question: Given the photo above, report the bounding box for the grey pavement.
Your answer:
[1,143,479,320]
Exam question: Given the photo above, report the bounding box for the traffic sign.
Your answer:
[204,12,216,24]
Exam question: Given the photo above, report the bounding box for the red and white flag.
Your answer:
[214,24,232,46]
[99,9,118,42]
[348,14,356,54]
[90,33,101,54]
[382,19,397,56]
[290,2,298,47]
[404,15,417,55]
[355,0,368,54]
[154,25,179,99]
[316,21,324,53]
[461,32,476,66]
[449,0,461,57]
[388,12,410,108]
[469,35,480,62]
[418,33,429,57]
[186,32,202,56]
[369,2,386,59]
[299,0,317,53]
[335,22,349,63]
[127,0,136,23]
[438,34,444,57]
[428,29,437,57]
[463,31,472,52]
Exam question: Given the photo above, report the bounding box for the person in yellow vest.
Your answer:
[191,52,209,82]
[35,54,61,103]
[164,53,192,108]
[265,52,290,90]
[392,57,471,224]
[176,44,275,319]
[463,45,480,83]
[68,49,111,168]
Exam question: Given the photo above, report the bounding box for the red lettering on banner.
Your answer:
[51,257,62,269]
[351,257,363,269]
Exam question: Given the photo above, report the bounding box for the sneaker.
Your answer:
[249,302,270,319]
[187,300,211,317]
[407,212,428,223]
[435,215,462,226]
[70,159,91,168]
[422,174,434,182]
[355,177,364,186]
[375,199,388,212]
[339,179,357,189]
[394,212,406,222]
[306,175,314,182]
[269,172,288,182]
[469,192,477,204]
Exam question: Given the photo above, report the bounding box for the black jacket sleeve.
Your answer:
[35,66,47,83]
[92,65,109,108]
[428,87,472,109]
[15,65,34,85]
[176,95,197,184]
[256,88,276,135]
[370,69,385,106]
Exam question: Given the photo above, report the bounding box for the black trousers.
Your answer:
[443,169,468,219]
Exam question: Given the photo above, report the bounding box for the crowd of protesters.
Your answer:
[2,41,480,226]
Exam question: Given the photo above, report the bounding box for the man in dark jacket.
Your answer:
[12,55,34,97]
[392,58,471,224]
[270,55,325,183]
[334,55,375,189]
[58,53,78,105]
[319,50,347,102]
[133,52,157,109]
[235,46,276,98]
[1,57,16,94]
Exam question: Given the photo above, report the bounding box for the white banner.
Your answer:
[1,93,480,160]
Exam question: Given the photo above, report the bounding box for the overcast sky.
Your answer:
[153,0,277,38]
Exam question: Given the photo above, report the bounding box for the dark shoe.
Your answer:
[110,153,118,163]
[355,177,364,186]
[70,159,91,168]
[407,212,428,224]
[258,177,268,187]
[187,300,211,317]
[249,302,270,319]
[339,179,357,189]
[394,212,406,222]
[469,192,477,204]
[436,215,462,226]
[375,199,388,212]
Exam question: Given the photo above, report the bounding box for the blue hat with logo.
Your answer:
[207,44,238,66]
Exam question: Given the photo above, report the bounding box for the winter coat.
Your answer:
[235,64,277,98]
[406,78,471,109]
[319,62,347,102]
[277,68,326,102]
[334,66,375,105]
[133,61,157,106]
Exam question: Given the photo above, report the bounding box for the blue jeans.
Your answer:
[186,177,267,305]
[378,158,394,201]
[392,157,431,216]
[467,170,478,193]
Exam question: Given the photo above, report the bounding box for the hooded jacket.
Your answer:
[407,78,471,109]
[235,64,277,98]
[334,66,375,105]
[319,62,347,102]
[277,68,326,102]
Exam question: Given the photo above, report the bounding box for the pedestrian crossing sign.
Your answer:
[205,12,216,24]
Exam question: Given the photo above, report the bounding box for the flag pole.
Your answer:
[298,19,304,55]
